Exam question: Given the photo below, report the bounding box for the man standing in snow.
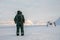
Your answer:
[14,10,25,36]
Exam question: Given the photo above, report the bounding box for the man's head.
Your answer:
[17,10,22,14]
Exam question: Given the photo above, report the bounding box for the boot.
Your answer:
[21,32,24,36]
[16,33,19,36]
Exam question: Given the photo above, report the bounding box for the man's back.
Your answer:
[14,14,25,24]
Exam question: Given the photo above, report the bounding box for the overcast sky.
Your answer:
[0,0,60,22]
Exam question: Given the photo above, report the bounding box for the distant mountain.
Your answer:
[55,17,60,25]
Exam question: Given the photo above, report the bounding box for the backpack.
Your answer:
[14,14,24,24]
[18,15,23,22]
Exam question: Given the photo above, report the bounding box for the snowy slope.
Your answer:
[55,17,60,25]
[0,25,60,40]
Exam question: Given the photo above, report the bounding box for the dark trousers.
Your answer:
[16,23,24,35]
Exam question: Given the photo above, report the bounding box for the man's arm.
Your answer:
[14,16,17,24]
[22,15,25,23]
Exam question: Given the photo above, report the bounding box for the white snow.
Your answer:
[0,25,60,40]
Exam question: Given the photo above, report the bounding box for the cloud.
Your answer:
[0,0,60,23]
[0,21,15,25]
[24,19,33,25]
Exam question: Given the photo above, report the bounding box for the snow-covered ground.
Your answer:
[0,25,60,40]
